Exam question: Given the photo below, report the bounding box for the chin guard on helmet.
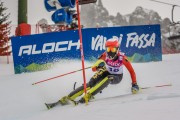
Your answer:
[106,50,118,60]
[105,39,120,60]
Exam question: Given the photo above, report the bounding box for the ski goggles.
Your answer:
[106,47,118,53]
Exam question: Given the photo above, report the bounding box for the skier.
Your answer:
[45,39,139,109]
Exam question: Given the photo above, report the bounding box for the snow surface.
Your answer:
[0,54,180,120]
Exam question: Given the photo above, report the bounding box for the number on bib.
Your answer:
[109,67,119,73]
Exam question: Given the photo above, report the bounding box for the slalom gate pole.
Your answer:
[76,0,88,105]
[32,66,91,85]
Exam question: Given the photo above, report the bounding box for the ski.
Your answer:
[45,102,60,110]
[45,84,172,109]
[45,99,78,110]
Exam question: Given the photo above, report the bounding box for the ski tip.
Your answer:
[45,103,51,110]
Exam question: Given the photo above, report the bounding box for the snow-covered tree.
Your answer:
[0,1,11,56]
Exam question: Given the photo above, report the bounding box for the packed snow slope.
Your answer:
[0,54,180,120]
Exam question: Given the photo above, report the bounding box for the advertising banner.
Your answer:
[11,24,162,74]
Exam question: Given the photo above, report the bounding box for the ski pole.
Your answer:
[141,84,172,89]
[32,66,91,85]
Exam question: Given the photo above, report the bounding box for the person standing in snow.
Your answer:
[46,39,139,108]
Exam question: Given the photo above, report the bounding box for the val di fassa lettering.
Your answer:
[91,33,156,50]
[126,32,156,48]
[18,40,80,56]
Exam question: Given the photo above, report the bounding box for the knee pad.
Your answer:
[108,74,123,84]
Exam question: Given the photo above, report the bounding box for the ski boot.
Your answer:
[60,96,78,106]
[45,96,70,110]
[59,96,70,105]
[78,92,94,104]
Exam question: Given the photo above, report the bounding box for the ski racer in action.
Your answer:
[45,39,139,109]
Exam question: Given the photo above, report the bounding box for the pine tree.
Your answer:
[0,1,11,56]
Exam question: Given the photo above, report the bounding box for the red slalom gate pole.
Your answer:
[76,0,88,104]
[32,66,91,85]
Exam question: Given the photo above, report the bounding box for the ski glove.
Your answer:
[92,59,105,72]
[131,83,139,94]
